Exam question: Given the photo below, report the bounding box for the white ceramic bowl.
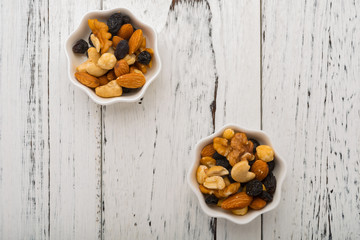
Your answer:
[187,124,287,224]
[65,8,161,105]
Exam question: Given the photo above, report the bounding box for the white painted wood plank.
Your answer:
[101,0,223,239]
[262,0,360,239]
[48,1,102,239]
[0,0,49,239]
[209,0,262,238]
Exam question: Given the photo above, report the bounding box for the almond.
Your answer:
[116,73,146,88]
[201,144,216,157]
[251,160,269,181]
[112,36,124,48]
[114,60,129,77]
[117,24,133,40]
[74,72,99,88]
[128,29,143,54]
[98,75,109,86]
[106,70,116,80]
[249,197,267,210]
[221,192,253,210]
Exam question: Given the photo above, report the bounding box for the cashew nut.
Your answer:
[223,128,235,140]
[206,166,229,177]
[203,176,226,190]
[231,206,248,215]
[200,157,216,168]
[90,34,101,52]
[231,161,255,183]
[95,80,122,98]
[76,59,92,72]
[217,182,241,198]
[97,53,117,70]
[88,47,100,63]
[86,61,108,77]
[196,165,208,184]
[199,185,214,195]
[256,145,274,162]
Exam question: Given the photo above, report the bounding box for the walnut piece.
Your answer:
[88,19,112,53]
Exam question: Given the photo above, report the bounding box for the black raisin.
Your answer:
[205,195,219,205]
[122,15,131,24]
[215,158,231,170]
[72,39,88,54]
[263,172,276,194]
[248,160,255,168]
[114,40,129,60]
[249,138,260,153]
[259,191,273,202]
[122,87,132,93]
[88,33,94,47]
[107,13,123,35]
[213,152,226,161]
[137,51,152,65]
[246,179,263,196]
[267,160,275,172]
[227,172,236,183]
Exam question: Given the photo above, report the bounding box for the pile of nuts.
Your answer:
[72,13,154,98]
[196,128,277,215]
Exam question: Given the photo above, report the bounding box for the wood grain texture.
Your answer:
[48,0,102,239]
[262,0,360,239]
[0,0,49,239]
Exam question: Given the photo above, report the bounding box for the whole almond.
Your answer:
[201,144,216,157]
[221,192,253,210]
[128,29,143,54]
[251,160,269,181]
[116,73,146,88]
[249,197,267,210]
[114,60,129,77]
[74,72,99,88]
[98,75,109,86]
[112,36,124,48]
[117,24,133,40]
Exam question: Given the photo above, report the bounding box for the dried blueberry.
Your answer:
[137,51,152,65]
[88,33,94,47]
[263,172,276,194]
[246,179,263,197]
[205,195,219,205]
[114,40,129,60]
[259,191,273,202]
[267,160,275,172]
[72,39,88,54]
[249,138,260,153]
[122,15,131,24]
[107,13,123,35]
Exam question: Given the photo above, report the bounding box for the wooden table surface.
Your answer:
[1,0,359,239]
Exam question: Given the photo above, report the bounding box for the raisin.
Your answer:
[246,179,263,197]
[137,51,152,65]
[107,13,123,35]
[122,87,132,93]
[267,160,275,172]
[248,159,255,168]
[227,172,236,183]
[213,152,225,161]
[259,191,273,202]
[114,40,129,60]
[249,138,260,153]
[215,158,231,170]
[88,33,94,47]
[72,39,88,54]
[205,195,219,205]
[122,15,131,24]
[263,172,276,194]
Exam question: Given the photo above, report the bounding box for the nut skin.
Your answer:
[251,160,269,181]
[249,197,267,210]
[196,165,208,184]
[114,60,130,77]
[117,24,134,40]
[203,176,226,190]
[97,53,117,70]
[201,144,216,157]
[116,73,146,88]
[95,80,122,98]
[231,161,256,183]
[128,29,143,54]
[74,72,99,88]
[213,137,232,157]
[200,157,216,168]
[206,166,229,177]
[256,145,275,162]
[221,192,253,210]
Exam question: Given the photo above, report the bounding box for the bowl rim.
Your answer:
[187,123,287,224]
[64,8,162,105]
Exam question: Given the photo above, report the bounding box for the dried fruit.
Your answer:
[206,166,229,177]
[201,144,216,157]
[251,160,269,181]
[267,159,275,172]
[95,80,122,98]
[203,176,226,190]
[231,161,255,183]
[114,40,129,60]
[256,145,275,162]
[205,195,219,205]
[107,13,123,35]
[249,197,267,210]
[118,24,133,40]
[114,60,129,77]
[231,207,248,215]
[74,72,99,88]
[137,51,152,65]
[128,29,143,54]
[112,36,123,48]
[72,39,88,54]
[221,192,253,210]
[140,36,146,49]
[259,191,273,202]
[88,19,112,53]
[263,172,276,194]
[215,158,231,170]
[98,75,109,86]
[200,157,216,168]
[223,128,235,140]
[196,165,208,184]
[116,73,145,88]
[199,185,214,195]
[213,137,231,157]
[97,53,117,70]
[106,70,116,80]
[245,179,263,197]
[122,15,131,24]
[135,62,147,74]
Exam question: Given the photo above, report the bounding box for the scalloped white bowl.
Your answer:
[65,8,161,105]
[187,124,287,225]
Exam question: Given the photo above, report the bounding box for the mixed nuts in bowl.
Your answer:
[187,124,287,224]
[65,8,161,105]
